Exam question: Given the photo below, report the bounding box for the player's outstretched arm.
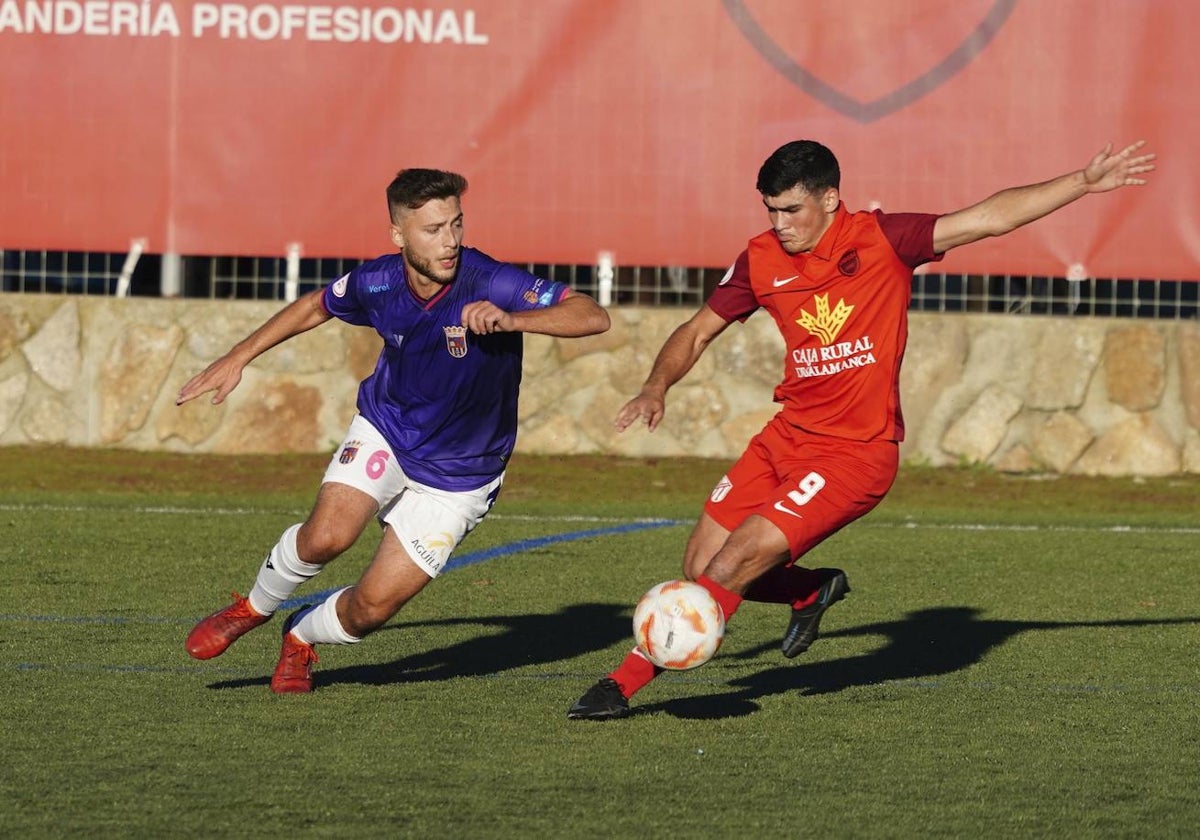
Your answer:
[176,288,332,406]
[461,291,610,337]
[932,140,1156,254]
[614,305,730,433]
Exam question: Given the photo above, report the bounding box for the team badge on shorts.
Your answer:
[338,440,363,464]
[710,475,733,503]
[443,325,468,358]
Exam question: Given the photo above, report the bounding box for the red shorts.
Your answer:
[703,415,899,559]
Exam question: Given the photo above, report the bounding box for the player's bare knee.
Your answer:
[296,521,357,564]
[339,590,392,637]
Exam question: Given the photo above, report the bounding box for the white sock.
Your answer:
[289,588,361,646]
[247,524,324,615]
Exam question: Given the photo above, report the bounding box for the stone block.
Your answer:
[708,312,787,391]
[555,311,629,363]
[941,385,1023,464]
[993,443,1036,474]
[1104,325,1165,412]
[719,408,779,454]
[20,393,74,444]
[514,412,582,455]
[212,379,324,454]
[99,323,185,444]
[1026,324,1104,410]
[0,302,35,363]
[20,301,81,392]
[1031,411,1095,474]
[0,370,29,436]
[656,383,729,449]
[156,370,226,446]
[345,330,385,382]
[1182,429,1200,474]
[1179,322,1200,431]
[901,315,968,453]
[1073,414,1180,476]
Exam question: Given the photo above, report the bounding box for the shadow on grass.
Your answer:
[639,607,1200,720]
[207,601,630,691]
[207,604,1199,714]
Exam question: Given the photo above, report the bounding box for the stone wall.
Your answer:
[1,294,1197,476]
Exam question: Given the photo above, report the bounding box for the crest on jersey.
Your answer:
[443,325,469,358]
[838,249,860,276]
[796,293,854,345]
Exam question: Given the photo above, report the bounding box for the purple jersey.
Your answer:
[322,246,569,491]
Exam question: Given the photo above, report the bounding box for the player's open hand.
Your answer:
[176,356,245,406]
[614,392,666,433]
[1083,141,1156,193]
[461,301,515,334]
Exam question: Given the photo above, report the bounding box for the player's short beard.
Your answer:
[406,249,457,285]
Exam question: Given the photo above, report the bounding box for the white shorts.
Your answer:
[322,415,503,578]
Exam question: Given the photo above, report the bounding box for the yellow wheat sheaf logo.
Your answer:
[796,293,854,345]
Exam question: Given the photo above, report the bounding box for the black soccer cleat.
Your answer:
[781,569,850,658]
[567,677,630,720]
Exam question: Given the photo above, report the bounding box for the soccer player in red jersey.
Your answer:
[569,139,1156,719]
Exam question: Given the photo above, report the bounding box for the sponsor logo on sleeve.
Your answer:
[710,475,733,503]
[331,274,349,298]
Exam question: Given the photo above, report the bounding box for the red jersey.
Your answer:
[707,205,942,442]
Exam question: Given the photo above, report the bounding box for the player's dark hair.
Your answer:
[387,169,468,219]
[756,140,840,197]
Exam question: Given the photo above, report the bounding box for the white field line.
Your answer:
[0,502,671,523]
[1,502,1197,533]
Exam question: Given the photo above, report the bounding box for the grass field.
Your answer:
[2,446,1198,838]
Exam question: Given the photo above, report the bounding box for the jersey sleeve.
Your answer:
[705,249,758,323]
[321,269,374,327]
[489,264,570,312]
[874,211,945,269]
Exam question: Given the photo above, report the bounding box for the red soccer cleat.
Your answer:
[185,592,271,660]
[270,611,318,694]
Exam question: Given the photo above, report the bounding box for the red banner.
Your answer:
[1,0,1196,279]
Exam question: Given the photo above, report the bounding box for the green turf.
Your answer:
[1,447,1198,838]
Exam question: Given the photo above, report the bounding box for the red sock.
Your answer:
[743,565,822,608]
[607,647,662,698]
[696,574,743,621]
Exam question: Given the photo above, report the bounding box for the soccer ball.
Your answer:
[632,580,725,670]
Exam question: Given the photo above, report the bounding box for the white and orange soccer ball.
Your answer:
[632,580,726,670]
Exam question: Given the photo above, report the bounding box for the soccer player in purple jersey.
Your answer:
[177,169,609,693]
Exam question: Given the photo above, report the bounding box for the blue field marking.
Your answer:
[279,518,687,610]
[0,519,687,627]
